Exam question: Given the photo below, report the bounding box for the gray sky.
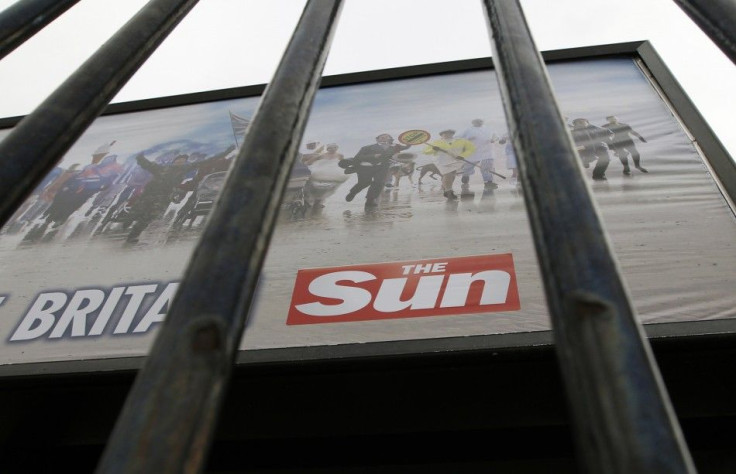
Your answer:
[0,0,734,159]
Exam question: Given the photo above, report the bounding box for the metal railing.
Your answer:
[0,0,79,60]
[0,0,732,472]
[483,2,695,472]
[0,0,201,226]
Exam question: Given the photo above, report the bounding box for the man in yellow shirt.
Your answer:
[422,129,476,200]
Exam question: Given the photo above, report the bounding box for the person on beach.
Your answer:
[346,134,409,208]
[422,129,476,200]
[601,115,649,175]
[458,119,499,192]
[571,118,612,181]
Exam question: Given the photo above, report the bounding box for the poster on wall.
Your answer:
[1,53,735,367]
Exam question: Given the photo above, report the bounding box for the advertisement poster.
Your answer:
[1,57,735,366]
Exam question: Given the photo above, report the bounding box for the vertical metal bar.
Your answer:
[673,0,736,65]
[0,0,80,60]
[0,0,200,228]
[96,1,343,472]
[481,1,696,473]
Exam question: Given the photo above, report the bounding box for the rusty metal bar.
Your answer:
[673,0,736,65]
[0,0,80,60]
[481,1,696,472]
[0,0,200,228]
[95,0,344,472]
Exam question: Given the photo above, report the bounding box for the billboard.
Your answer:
[1,44,735,370]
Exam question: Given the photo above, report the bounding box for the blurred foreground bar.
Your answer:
[0,0,200,227]
[96,1,344,472]
[673,0,736,65]
[0,0,80,60]
[482,0,696,472]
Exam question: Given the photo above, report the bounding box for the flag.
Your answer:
[92,140,116,158]
[229,111,250,147]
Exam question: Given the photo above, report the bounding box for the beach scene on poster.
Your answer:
[1,57,736,365]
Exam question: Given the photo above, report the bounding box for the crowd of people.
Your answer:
[302,118,520,208]
[6,140,237,247]
[2,114,650,246]
[301,114,649,208]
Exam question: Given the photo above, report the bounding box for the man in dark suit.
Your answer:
[345,133,409,207]
[571,118,613,181]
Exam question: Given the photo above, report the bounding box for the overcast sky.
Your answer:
[0,0,734,159]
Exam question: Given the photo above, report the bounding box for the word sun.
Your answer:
[288,254,520,325]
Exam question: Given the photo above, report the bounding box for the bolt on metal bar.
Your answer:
[0,0,201,228]
[673,0,736,65]
[0,0,80,60]
[481,1,696,473]
[95,1,344,472]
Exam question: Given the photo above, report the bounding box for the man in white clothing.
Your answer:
[457,119,498,191]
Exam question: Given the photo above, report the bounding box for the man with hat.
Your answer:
[422,129,476,200]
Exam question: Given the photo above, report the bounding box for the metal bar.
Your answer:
[481,1,696,473]
[673,0,736,65]
[96,1,343,472]
[0,0,80,60]
[0,0,200,228]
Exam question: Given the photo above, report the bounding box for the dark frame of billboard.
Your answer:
[0,40,735,377]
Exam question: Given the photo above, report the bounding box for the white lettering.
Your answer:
[114,284,158,334]
[440,271,511,308]
[401,262,447,275]
[295,271,375,316]
[414,263,433,274]
[373,275,444,312]
[134,282,179,333]
[88,287,126,336]
[10,292,67,341]
[50,289,105,338]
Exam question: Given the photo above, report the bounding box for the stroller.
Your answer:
[282,159,311,219]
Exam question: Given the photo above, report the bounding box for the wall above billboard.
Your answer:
[0,42,734,375]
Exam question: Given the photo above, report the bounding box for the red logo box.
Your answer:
[287,254,520,325]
